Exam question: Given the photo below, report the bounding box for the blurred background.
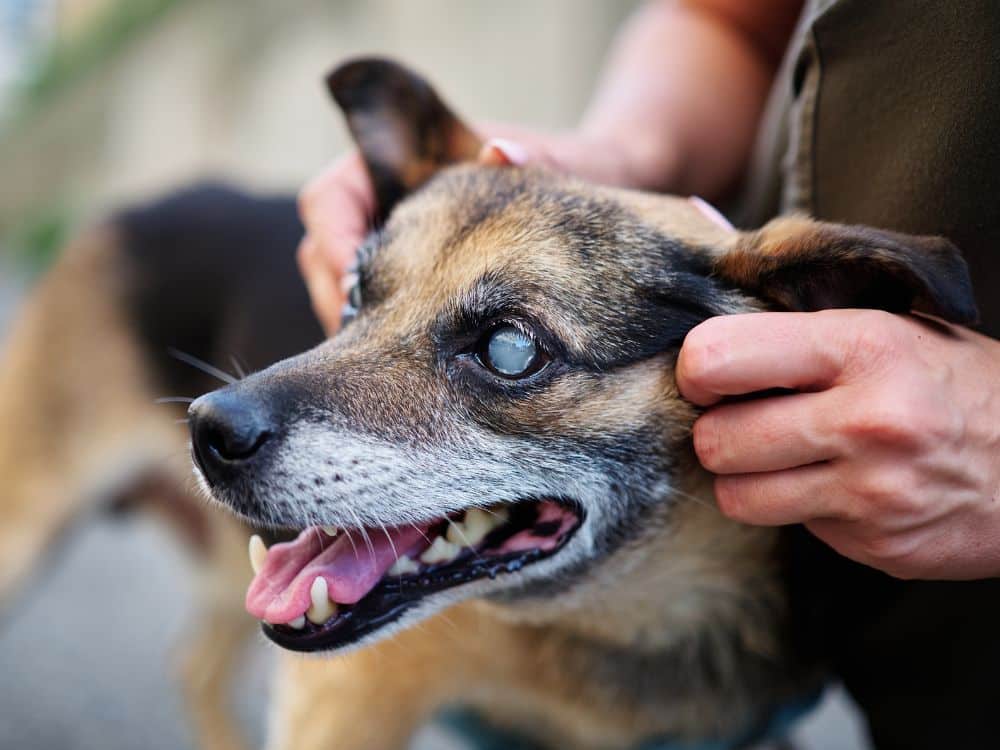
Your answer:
[0,1,869,748]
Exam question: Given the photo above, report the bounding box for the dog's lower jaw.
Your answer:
[264,478,816,750]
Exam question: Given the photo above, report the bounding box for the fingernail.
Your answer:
[479,137,529,166]
[688,196,734,232]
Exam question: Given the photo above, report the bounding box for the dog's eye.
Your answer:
[477,325,546,379]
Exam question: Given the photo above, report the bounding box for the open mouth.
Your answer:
[245,499,583,652]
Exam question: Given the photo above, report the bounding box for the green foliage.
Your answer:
[15,0,187,116]
[6,205,73,276]
[1,0,194,275]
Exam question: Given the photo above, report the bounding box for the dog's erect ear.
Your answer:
[326,57,482,221]
[715,216,978,324]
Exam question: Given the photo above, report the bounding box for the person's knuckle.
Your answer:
[855,466,920,516]
[844,310,902,367]
[911,393,963,445]
[845,389,923,448]
[858,531,915,567]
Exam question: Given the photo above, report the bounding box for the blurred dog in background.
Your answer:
[0,184,321,750]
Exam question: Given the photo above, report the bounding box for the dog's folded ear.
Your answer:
[326,57,482,222]
[715,216,979,324]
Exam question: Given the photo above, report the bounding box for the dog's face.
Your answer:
[189,59,976,654]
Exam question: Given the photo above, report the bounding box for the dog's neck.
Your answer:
[474,471,810,743]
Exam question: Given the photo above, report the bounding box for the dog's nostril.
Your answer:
[189,391,274,478]
[202,421,271,461]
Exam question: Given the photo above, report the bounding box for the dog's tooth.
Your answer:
[321,525,339,538]
[446,509,494,548]
[469,507,503,534]
[288,616,306,630]
[306,576,338,624]
[248,534,267,574]
[420,536,462,565]
[388,555,421,576]
[445,519,469,546]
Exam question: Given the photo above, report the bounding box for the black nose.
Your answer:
[189,390,273,483]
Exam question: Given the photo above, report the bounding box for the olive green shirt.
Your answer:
[738,3,1000,748]
[741,0,1000,336]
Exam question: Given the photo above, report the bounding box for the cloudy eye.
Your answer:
[478,325,546,379]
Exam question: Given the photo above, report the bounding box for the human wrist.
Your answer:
[546,126,685,194]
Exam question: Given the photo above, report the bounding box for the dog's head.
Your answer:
[188,58,976,653]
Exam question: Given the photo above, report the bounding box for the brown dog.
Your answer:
[188,59,989,750]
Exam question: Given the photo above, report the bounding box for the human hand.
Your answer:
[677,309,1000,580]
[297,150,375,335]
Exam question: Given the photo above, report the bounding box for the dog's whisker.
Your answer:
[311,526,326,550]
[340,525,359,557]
[408,522,433,545]
[229,355,247,380]
[375,520,399,565]
[350,509,376,561]
[670,487,717,511]
[168,347,238,385]
[443,521,484,563]
[478,506,509,523]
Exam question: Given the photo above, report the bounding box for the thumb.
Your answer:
[477,137,532,167]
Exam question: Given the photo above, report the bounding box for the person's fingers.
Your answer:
[476,134,578,173]
[692,389,843,474]
[474,130,639,188]
[297,235,344,335]
[677,311,856,406]
[298,151,375,276]
[713,461,858,526]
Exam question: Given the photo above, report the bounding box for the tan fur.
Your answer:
[602,188,739,252]
[0,228,256,750]
[204,167,800,748]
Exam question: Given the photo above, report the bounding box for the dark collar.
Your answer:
[438,688,824,750]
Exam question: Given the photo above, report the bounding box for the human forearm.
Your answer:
[578,0,801,198]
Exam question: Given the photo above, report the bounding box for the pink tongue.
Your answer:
[246,524,431,624]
